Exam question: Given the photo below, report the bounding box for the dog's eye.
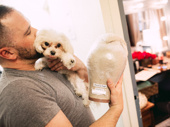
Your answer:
[45,42,49,46]
[56,43,61,48]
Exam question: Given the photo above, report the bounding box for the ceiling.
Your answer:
[123,0,169,15]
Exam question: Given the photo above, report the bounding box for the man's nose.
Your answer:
[33,28,38,37]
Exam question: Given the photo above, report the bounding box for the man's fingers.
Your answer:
[51,62,64,71]
[54,66,67,71]
[48,58,61,68]
[115,74,123,88]
[107,74,123,92]
[107,79,115,90]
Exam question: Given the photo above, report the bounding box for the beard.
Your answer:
[15,46,43,60]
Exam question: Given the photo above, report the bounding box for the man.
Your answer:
[0,5,123,127]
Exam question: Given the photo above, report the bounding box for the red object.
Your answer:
[132,51,157,60]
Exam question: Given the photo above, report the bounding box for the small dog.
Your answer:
[34,29,90,106]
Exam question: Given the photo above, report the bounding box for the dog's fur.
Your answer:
[34,29,90,106]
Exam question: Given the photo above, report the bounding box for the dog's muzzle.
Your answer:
[51,51,56,55]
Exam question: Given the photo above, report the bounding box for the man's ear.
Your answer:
[0,47,17,60]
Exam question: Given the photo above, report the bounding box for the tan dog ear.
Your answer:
[0,47,17,60]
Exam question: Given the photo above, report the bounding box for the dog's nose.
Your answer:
[50,51,56,55]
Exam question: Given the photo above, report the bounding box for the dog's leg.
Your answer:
[34,57,48,70]
[74,75,90,106]
[83,93,90,107]
[60,53,76,69]
[67,73,82,96]
[82,82,90,107]
[34,42,44,54]
[61,69,90,106]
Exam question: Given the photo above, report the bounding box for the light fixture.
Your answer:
[154,0,168,5]
[161,16,166,21]
[163,36,168,40]
[133,3,144,9]
[161,0,168,4]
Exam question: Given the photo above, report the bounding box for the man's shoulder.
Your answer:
[0,78,40,95]
[0,69,67,99]
[0,68,59,89]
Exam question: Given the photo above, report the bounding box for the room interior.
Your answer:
[123,0,170,126]
[0,0,170,127]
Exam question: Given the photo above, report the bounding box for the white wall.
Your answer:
[0,0,137,126]
[1,0,106,63]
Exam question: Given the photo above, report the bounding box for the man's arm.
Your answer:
[90,76,124,127]
[48,56,123,126]
[45,75,124,127]
[45,110,73,127]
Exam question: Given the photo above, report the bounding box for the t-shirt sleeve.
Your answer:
[3,79,60,127]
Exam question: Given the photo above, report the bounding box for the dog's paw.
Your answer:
[34,64,44,71]
[36,46,44,54]
[69,58,76,68]
[61,53,76,69]
[66,58,76,69]
[34,60,45,71]
[75,89,82,97]
[83,99,90,107]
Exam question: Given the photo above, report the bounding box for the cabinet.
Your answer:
[141,101,155,127]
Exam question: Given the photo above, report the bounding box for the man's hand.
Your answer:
[107,75,124,112]
[48,55,88,82]
[90,75,124,127]
[48,58,67,71]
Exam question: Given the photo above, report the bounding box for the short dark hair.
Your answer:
[0,5,14,48]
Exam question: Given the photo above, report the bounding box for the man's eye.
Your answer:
[27,30,31,35]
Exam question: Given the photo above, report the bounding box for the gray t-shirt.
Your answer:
[0,68,95,127]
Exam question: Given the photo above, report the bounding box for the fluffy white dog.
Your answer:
[34,29,90,106]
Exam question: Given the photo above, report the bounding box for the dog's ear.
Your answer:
[59,33,74,54]
[37,29,50,36]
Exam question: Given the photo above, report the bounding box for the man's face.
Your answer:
[1,10,40,60]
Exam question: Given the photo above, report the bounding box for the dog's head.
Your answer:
[34,29,74,59]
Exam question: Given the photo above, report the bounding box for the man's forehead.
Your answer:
[1,10,29,28]
[1,10,30,29]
